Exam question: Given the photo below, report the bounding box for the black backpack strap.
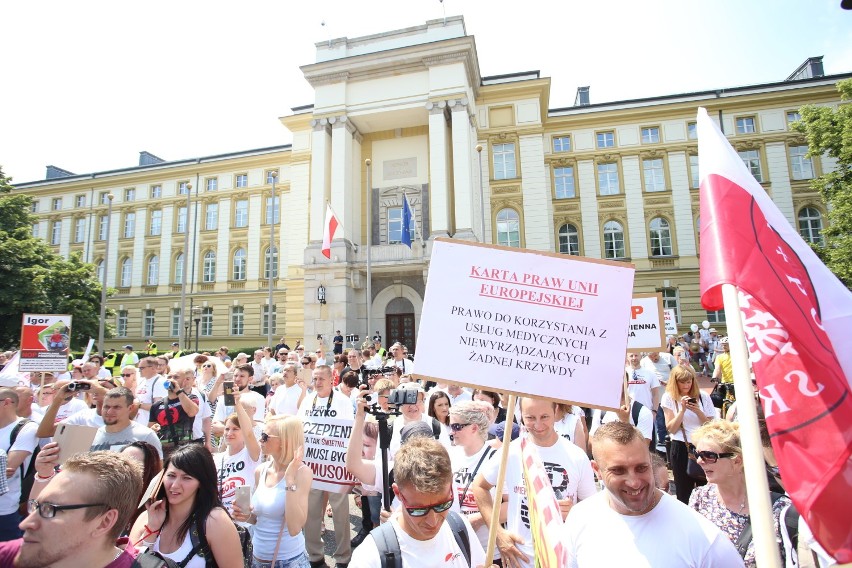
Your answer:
[132,550,180,568]
[735,492,790,561]
[631,401,642,427]
[445,511,472,567]
[370,521,402,568]
[431,418,441,440]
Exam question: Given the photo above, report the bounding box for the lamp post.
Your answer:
[365,159,372,341]
[192,306,202,353]
[97,193,115,354]
[178,183,192,350]
[267,171,278,347]
[476,144,486,243]
[317,284,326,305]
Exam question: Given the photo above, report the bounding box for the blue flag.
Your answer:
[401,194,415,248]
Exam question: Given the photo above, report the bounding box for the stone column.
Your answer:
[450,98,476,240]
[330,115,359,244]
[427,101,451,238]
[309,119,332,242]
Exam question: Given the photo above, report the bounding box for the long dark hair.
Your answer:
[161,444,225,542]
[122,441,162,492]
[427,390,451,426]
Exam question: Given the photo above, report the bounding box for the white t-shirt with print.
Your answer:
[134,375,168,426]
[554,413,580,443]
[52,398,89,424]
[268,383,304,416]
[661,392,715,443]
[191,388,212,440]
[0,420,38,515]
[480,435,596,568]
[626,367,661,410]
[350,515,484,568]
[214,445,261,516]
[450,444,498,559]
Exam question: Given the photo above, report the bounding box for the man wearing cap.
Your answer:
[87,354,113,380]
[145,338,158,356]
[389,382,451,458]
[119,345,138,369]
[169,341,185,358]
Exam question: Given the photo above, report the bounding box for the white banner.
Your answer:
[626,294,666,352]
[302,417,359,493]
[414,239,635,410]
[664,309,678,336]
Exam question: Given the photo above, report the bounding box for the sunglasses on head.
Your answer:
[396,491,454,517]
[692,450,736,464]
[449,423,471,432]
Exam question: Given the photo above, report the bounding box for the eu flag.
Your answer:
[401,194,415,248]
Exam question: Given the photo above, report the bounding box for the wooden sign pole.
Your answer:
[484,392,517,566]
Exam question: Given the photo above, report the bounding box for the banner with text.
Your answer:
[626,294,666,352]
[663,309,678,336]
[414,239,635,410]
[302,416,359,493]
[19,314,72,372]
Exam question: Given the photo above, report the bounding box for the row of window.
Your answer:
[116,306,277,338]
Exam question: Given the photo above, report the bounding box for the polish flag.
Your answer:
[697,107,852,562]
[321,203,340,259]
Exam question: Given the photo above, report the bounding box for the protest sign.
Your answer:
[19,314,72,372]
[302,416,359,493]
[414,239,635,411]
[664,309,678,335]
[626,294,666,352]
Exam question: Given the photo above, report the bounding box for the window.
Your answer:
[493,143,517,180]
[203,251,216,283]
[205,203,219,231]
[96,259,104,282]
[234,200,248,228]
[387,207,402,244]
[147,255,159,286]
[51,221,61,245]
[174,253,184,284]
[74,218,85,243]
[120,258,132,287]
[552,136,571,153]
[125,188,136,202]
[176,206,187,233]
[786,111,801,126]
[52,198,62,211]
[123,212,135,238]
[178,181,190,195]
[262,305,277,336]
[603,221,625,259]
[496,209,520,248]
[798,207,823,246]
[206,177,218,192]
[235,174,248,188]
[150,185,162,199]
[735,117,756,135]
[687,122,697,140]
[232,248,246,280]
[554,167,575,199]
[597,163,620,195]
[143,309,155,337]
[149,210,162,236]
[790,146,814,180]
[738,150,763,182]
[201,308,213,336]
[264,246,279,279]
[649,217,673,256]
[98,215,108,240]
[641,127,660,144]
[596,131,615,148]
[706,309,726,324]
[31,200,39,213]
[171,309,181,337]
[643,158,666,192]
[689,155,700,189]
[266,170,279,184]
[100,192,109,205]
[231,306,244,335]
[117,310,128,337]
[661,288,680,322]
[557,224,580,256]
[265,196,280,225]
[75,195,86,208]
[32,223,40,238]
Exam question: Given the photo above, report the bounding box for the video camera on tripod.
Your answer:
[362,387,419,415]
[357,365,399,389]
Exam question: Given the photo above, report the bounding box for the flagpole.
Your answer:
[721,283,782,568]
[365,159,373,343]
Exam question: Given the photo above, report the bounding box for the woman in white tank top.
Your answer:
[215,391,262,518]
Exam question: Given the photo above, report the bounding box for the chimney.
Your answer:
[139,151,166,166]
[574,86,590,107]
[45,165,75,180]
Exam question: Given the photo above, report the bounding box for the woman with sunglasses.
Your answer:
[197,360,219,414]
[689,420,792,567]
[215,390,261,521]
[232,415,312,568]
[662,365,714,503]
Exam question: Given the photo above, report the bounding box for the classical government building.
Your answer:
[14,17,849,352]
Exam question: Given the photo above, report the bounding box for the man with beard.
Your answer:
[562,421,742,566]
[89,387,162,458]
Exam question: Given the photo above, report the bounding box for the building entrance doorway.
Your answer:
[385,297,416,353]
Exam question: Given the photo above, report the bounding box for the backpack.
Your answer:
[9,419,39,513]
[131,550,180,568]
[734,492,799,565]
[372,510,472,568]
[190,511,253,568]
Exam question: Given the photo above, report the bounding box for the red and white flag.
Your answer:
[321,203,341,259]
[697,107,852,562]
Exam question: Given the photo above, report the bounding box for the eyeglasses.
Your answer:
[693,450,736,464]
[120,373,134,377]
[396,491,454,517]
[27,499,108,519]
[259,432,279,443]
[449,423,472,432]
[137,365,152,370]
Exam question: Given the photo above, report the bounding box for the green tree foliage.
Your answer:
[0,166,112,349]
[794,78,852,288]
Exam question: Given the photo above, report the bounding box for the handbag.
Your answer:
[679,406,707,482]
[710,382,726,408]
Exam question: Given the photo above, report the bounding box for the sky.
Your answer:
[2,0,850,184]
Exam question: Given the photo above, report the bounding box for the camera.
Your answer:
[67,382,91,392]
[363,388,420,417]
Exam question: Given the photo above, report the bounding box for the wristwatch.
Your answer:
[285,483,297,492]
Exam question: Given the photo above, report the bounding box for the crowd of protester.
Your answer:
[0,328,834,567]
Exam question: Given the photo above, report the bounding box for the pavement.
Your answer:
[319,494,366,567]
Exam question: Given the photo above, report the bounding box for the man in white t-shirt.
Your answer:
[211,364,266,437]
[0,388,38,541]
[563,421,743,567]
[267,363,307,417]
[389,383,451,458]
[133,356,167,426]
[385,343,414,374]
[446,384,472,406]
[472,397,596,568]
[350,436,485,568]
[626,353,662,411]
[298,365,355,568]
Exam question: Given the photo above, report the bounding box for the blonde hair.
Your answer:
[373,378,394,393]
[692,419,742,456]
[449,400,492,441]
[266,415,306,469]
[665,365,699,400]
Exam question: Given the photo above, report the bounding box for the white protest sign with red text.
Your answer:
[414,239,635,410]
[626,294,666,352]
[663,309,678,336]
[19,314,72,372]
[302,417,358,493]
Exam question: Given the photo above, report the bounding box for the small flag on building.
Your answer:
[321,203,341,259]
[401,194,415,248]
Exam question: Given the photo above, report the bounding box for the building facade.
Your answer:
[15,17,847,352]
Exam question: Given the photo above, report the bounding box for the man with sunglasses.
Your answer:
[0,451,143,567]
[350,436,486,567]
[132,357,167,427]
[267,363,307,417]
